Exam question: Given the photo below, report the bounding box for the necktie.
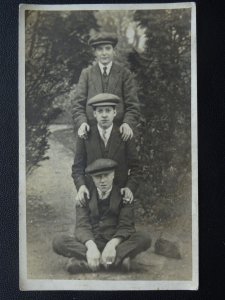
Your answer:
[103,66,107,77]
[101,191,106,199]
[102,66,108,92]
[98,188,112,200]
[102,129,108,146]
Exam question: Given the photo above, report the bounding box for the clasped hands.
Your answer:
[85,239,121,271]
[78,122,133,141]
[76,185,133,206]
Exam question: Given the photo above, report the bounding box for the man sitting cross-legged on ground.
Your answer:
[72,93,141,207]
[53,159,151,273]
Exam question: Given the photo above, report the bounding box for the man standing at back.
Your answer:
[72,31,140,141]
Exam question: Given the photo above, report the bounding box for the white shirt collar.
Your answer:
[98,61,113,75]
[97,124,113,146]
[97,186,113,200]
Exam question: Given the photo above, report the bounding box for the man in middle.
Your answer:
[72,93,141,206]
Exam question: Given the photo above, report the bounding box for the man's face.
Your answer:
[92,171,115,193]
[93,106,116,129]
[94,44,115,65]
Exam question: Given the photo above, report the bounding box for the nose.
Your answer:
[102,111,107,117]
[100,175,106,183]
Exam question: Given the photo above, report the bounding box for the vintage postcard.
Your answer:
[19,2,198,290]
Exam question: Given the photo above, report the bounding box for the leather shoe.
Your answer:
[66,258,90,274]
[121,257,131,272]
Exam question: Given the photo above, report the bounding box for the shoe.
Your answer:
[66,258,90,274]
[121,257,131,272]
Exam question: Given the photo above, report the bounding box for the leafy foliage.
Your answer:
[25,11,99,174]
[129,9,192,221]
[26,9,192,224]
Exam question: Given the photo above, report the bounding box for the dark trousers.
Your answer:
[53,232,151,265]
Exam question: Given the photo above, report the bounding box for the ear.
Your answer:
[111,170,115,180]
[93,110,97,118]
[91,174,97,184]
[113,109,117,117]
[94,48,98,58]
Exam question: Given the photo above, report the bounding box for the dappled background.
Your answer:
[25,9,192,280]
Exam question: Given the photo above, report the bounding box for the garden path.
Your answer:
[26,125,192,281]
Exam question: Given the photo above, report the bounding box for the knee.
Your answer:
[52,234,68,255]
[136,231,152,250]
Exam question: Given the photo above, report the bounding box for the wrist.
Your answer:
[79,120,88,127]
[107,238,122,248]
[122,121,131,128]
[126,184,133,193]
[85,240,98,250]
[79,184,86,190]
[81,122,88,127]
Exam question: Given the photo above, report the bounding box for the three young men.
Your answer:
[53,32,150,274]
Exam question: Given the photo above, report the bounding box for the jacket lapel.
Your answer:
[91,64,103,94]
[89,125,103,157]
[109,185,122,214]
[89,185,121,217]
[88,186,99,218]
[108,126,123,159]
[107,63,121,93]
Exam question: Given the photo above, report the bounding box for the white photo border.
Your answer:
[19,2,198,291]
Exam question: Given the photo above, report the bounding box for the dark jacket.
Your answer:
[72,125,142,194]
[75,184,136,244]
[71,62,140,129]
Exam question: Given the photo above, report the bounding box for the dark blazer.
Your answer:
[71,62,140,129]
[72,125,142,194]
[75,184,136,244]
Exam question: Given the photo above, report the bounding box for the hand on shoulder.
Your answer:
[119,123,133,141]
[75,185,90,207]
[78,122,90,139]
[120,187,134,204]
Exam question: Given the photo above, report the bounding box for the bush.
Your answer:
[25,11,99,174]
[130,9,192,222]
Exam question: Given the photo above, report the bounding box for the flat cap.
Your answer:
[88,93,120,107]
[85,158,117,175]
[89,32,118,48]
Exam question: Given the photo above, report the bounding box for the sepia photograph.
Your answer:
[19,3,198,290]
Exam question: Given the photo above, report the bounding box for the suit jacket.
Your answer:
[75,184,136,244]
[72,125,142,194]
[71,62,140,129]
